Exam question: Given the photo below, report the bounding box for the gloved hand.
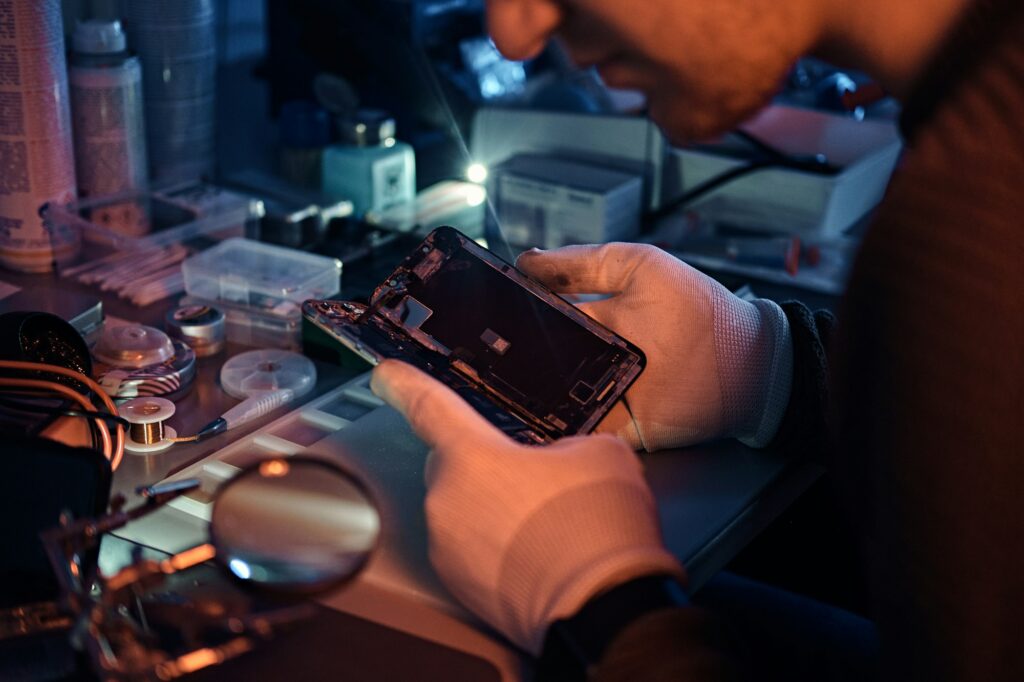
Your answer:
[517,243,793,451]
[371,359,684,654]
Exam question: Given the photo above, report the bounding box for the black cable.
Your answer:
[56,409,131,431]
[729,128,795,163]
[647,128,840,224]
[729,128,839,172]
[0,395,129,430]
[0,395,102,451]
[647,159,777,223]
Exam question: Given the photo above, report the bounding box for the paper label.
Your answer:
[0,0,79,272]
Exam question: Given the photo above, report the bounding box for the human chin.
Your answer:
[646,94,735,145]
[649,86,774,145]
[595,57,644,91]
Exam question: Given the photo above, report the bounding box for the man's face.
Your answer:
[485,0,817,142]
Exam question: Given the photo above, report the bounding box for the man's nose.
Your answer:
[485,0,564,61]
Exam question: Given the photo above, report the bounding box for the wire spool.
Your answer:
[120,396,177,454]
[94,324,175,369]
[220,349,317,401]
[165,304,225,357]
[95,340,196,400]
[0,311,93,381]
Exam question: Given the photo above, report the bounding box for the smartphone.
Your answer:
[303,226,645,444]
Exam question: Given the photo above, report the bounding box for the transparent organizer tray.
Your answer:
[44,182,262,251]
[182,237,341,312]
[164,371,384,521]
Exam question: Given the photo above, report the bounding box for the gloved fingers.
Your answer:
[573,297,620,330]
[594,400,644,451]
[371,359,507,457]
[517,243,656,295]
[545,432,645,473]
[423,448,439,488]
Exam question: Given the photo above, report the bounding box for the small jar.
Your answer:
[322,110,416,217]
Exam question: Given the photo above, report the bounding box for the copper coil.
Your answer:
[129,420,164,444]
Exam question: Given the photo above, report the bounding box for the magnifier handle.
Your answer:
[221,389,295,430]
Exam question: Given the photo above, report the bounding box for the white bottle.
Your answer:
[68,19,149,237]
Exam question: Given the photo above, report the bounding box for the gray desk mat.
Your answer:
[302,404,815,604]
[113,399,815,680]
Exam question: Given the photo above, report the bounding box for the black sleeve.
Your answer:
[766,301,835,461]
[537,576,746,681]
[594,607,746,682]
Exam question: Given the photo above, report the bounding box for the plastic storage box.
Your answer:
[175,294,303,351]
[181,239,340,350]
[44,182,263,251]
[182,238,341,311]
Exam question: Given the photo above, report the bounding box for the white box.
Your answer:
[666,105,902,237]
[471,107,666,211]
[487,154,643,250]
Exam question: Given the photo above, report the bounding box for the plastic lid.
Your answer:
[339,109,396,147]
[220,349,317,400]
[94,324,175,369]
[182,238,342,307]
[73,19,127,55]
[119,397,176,425]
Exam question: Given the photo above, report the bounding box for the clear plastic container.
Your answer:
[182,238,341,312]
[43,182,262,250]
[177,295,302,351]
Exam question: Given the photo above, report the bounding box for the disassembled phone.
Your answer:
[302,226,646,444]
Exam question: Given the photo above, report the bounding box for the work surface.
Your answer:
[2,267,825,681]
[106,370,820,680]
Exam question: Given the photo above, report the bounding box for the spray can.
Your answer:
[0,0,79,272]
[68,19,149,237]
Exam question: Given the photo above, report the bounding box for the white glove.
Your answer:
[516,243,793,451]
[370,359,684,654]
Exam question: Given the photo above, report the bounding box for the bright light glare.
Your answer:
[465,185,486,207]
[229,558,252,580]
[259,459,289,478]
[466,163,488,184]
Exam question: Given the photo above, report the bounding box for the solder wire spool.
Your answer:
[94,324,175,368]
[120,396,177,454]
[93,324,196,399]
[95,340,196,400]
[165,304,225,357]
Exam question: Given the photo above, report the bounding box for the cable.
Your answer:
[647,160,775,224]
[0,394,106,451]
[0,360,125,470]
[647,128,839,224]
[729,128,839,172]
[0,360,125,468]
[0,394,130,429]
[0,377,112,461]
